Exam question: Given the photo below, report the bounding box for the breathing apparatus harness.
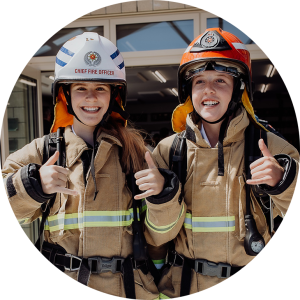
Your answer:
[35,123,160,299]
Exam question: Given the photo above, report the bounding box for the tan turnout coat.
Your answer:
[144,108,299,297]
[2,126,159,299]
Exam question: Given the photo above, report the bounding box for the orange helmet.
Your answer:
[178,27,252,104]
[172,27,260,133]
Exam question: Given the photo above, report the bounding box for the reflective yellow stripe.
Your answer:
[18,218,31,225]
[44,209,141,232]
[145,204,184,234]
[159,293,170,299]
[152,258,165,269]
[184,214,235,232]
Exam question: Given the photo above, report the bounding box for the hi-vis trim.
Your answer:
[110,49,120,60]
[17,199,147,231]
[159,293,170,299]
[152,258,165,270]
[60,46,75,57]
[184,213,235,232]
[44,209,141,232]
[145,205,185,234]
[232,43,248,51]
[110,48,124,70]
[56,57,67,67]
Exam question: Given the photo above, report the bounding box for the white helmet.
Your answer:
[51,32,128,131]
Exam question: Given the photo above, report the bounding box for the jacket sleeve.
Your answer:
[143,136,187,247]
[257,132,299,216]
[2,137,55,224]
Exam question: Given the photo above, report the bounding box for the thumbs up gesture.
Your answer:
[246,139,284,187]
[134,152,165,200]
[39,151,78,196]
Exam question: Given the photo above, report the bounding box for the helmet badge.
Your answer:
[201,32,220,48]
[190,30,231,53]
[84,51,101,66]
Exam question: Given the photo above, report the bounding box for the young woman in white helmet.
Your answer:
[2,32,175,299]
[137,28,299,297]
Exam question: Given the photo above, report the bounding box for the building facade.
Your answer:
[1,1,298,242]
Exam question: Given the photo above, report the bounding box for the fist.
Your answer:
[134,152,165,200]
[246,139,284,187]
[39,151,78,196]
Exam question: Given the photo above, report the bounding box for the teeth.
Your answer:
[82,107,100,111]
[203,101,219,106]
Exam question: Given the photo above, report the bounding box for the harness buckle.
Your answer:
[194,259,231,278]
[65,254,82,272]
[88,257,124,274]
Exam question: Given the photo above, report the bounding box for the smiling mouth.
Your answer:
[81,106,101,113]
[202,100,219,107]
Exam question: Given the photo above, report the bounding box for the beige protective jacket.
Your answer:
[145,108,299,297]
[2,126,159,299]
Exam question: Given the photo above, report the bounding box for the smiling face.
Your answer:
[70,82,111,128]
[191,71,234,123]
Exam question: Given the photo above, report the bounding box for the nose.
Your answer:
[85,89,97,101]
[203,81,215,94]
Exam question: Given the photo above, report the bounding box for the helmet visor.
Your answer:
[185,61,244,81]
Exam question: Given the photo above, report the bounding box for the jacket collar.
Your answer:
[64,126,122,168]
[186,107,250,147]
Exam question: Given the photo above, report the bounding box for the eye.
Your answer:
[216,79,226,83]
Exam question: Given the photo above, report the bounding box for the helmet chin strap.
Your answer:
[191,79,245,176]
[62,84,130,201]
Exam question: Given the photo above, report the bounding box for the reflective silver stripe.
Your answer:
[232,43,248,51]
[184,214,235,232]
[44,209,140,232]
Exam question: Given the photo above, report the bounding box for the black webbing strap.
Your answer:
[123,256,136,299]
[167,251,243,296]
[218,116,229,176]
[77,259,91,286]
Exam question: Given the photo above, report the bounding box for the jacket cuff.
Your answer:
[257,154,297,196]
[20,163,56,203]
[146,168,180,204]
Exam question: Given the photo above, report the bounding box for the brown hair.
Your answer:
[101,118,146,174]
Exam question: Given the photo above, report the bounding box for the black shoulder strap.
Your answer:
[169,131,187,185]
[42,131,66,167]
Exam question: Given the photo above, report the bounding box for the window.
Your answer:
[116,20,194,52]
[7,75,38,153]
[207,18,254,44]
[34,26,104,57]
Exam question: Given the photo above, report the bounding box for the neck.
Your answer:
[73,119,99,146]
[201,115,233,147]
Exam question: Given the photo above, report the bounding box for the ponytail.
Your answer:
[101,118,146,174]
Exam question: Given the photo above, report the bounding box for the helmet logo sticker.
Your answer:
[190,30,232,53]
[84,51,101,66]
[201,32,220,48]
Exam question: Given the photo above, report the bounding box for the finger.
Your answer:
[250,162,268,174]
[138,183,153,191]
[134,169,151,180]
[54,166,70,176]
[246,176,271,185]
[145,151,157,169]
[44,151,59,166]
[249,157,265,170]
[134,189,155,200]
[55,186,78,196]
[259,139,272,158]
[250,170,269,180]
[55,172,68,183]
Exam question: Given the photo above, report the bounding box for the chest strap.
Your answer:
[166,250,244,296]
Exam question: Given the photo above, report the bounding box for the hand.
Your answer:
[134,152,165,200]
[246,139,284,187]
[39,151,78,196]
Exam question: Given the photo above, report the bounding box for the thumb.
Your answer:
[44,151,59,166]
[259,139,272,157]
[145,151,156,169]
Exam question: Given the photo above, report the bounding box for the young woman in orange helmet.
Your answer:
[137,28,299,297]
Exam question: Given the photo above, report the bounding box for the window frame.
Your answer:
[109,12,200,66]
[200,11,267,60]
